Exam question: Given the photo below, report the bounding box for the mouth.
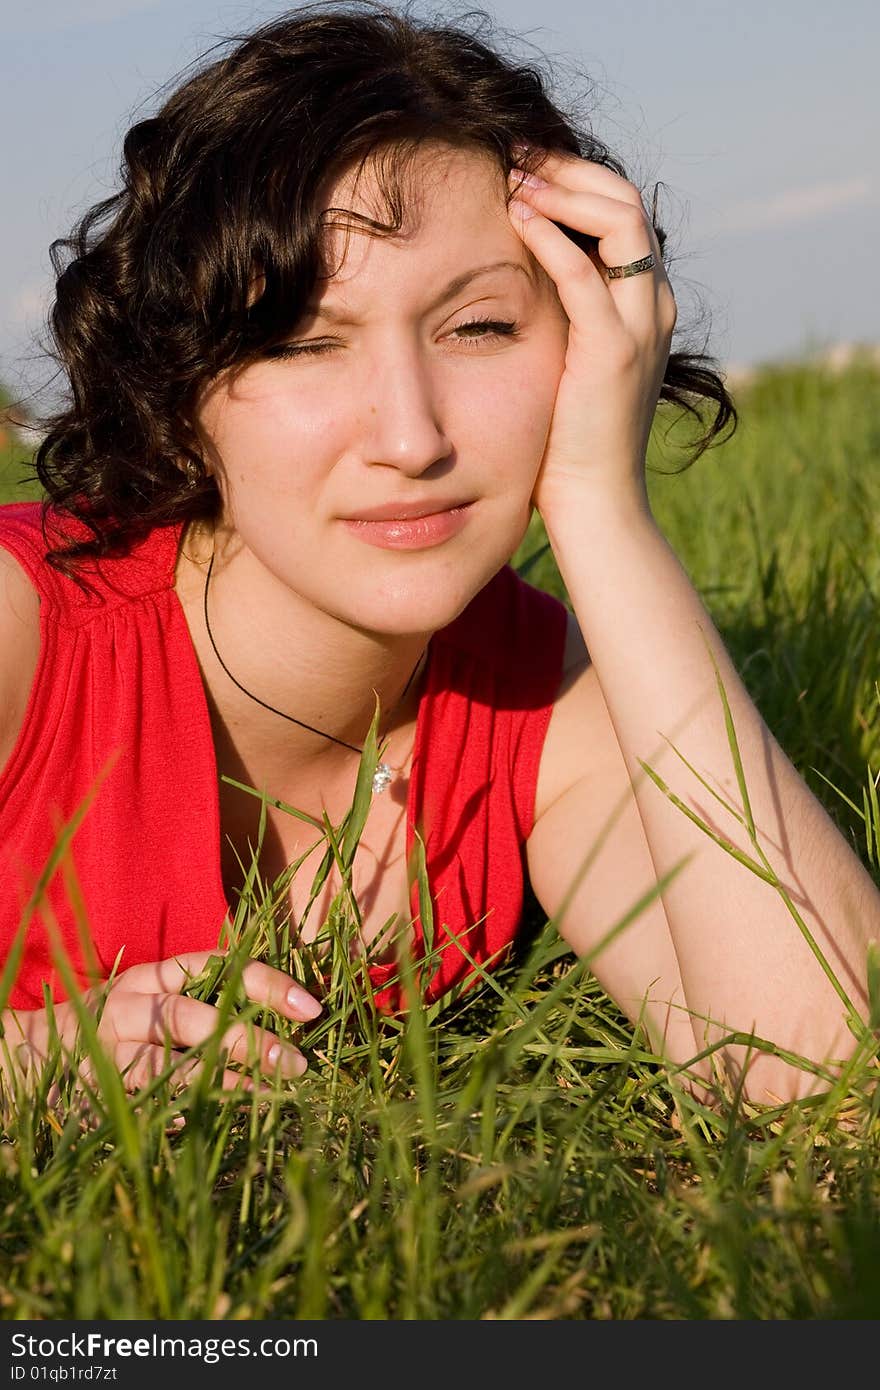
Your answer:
[342,497,474,523]
[340,502,474,551]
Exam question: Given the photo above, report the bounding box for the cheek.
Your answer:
[205,392,336,506]
[459,347,565,481]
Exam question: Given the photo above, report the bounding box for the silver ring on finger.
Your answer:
[604,252,656,280]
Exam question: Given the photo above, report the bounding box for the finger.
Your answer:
[43,1043,273,1131]
[522,149,648,210]
[509,173,658,298]
[507,196,624,346]
[238,958,323,1023]
[100,990,308,1079]
[509,194,678,351]
[68,1045,261,1130]
[80,1043,265,1098]
[118,951,323,1024]
[113,950,230,995]
[512,149,673,291]
[111,1041,261,1097]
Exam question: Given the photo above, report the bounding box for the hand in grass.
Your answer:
[0,948,323,1120]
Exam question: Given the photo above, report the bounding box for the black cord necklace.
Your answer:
[202,549,428,795]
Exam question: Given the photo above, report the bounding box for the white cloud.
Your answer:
[697,176,878,237]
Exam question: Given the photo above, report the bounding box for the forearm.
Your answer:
[542,483,879,1100]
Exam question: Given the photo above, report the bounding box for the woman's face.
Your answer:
[195,143,570,636]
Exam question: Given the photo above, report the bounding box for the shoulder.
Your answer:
[0,505,44,635]
[0,543,42,776]
[0,536,41,619]
[0,499,50,553]
[0,499,184,612]
[0,499,83,607]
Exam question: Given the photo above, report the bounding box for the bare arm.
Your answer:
[506,148,879,1104]
[538,490,878,1102]
[527,638,706,1078]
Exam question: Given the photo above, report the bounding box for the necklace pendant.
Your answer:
[372,761,393,795]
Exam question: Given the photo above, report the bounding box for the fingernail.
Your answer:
[510,168,548,189]
[508,198,536,222]
[267,1042,306,1078]
[287,985,322,1020]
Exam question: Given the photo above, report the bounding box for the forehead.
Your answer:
[325,141,503,214]
[315,144,523,291]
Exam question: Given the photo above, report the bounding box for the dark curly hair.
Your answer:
[30,0,737,579]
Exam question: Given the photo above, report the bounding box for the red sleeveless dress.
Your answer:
[0,501,567,1014]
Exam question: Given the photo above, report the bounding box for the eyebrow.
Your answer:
[307,260,532,324]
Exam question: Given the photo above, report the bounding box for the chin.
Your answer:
[339,553,508,638]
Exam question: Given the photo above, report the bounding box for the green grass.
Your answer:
[2,349,880,1320]
[0,382,40,506]
[518,348,880,854]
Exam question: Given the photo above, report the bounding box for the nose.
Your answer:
[360,340,453,476]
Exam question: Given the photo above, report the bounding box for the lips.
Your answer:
[342,497,474,522]
[340,501,473,550]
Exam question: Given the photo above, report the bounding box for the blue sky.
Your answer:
[2,0,877,404]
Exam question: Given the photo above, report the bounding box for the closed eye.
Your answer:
[265,317,521,361]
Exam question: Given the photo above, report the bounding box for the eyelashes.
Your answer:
[448,316,521,349]
[266,316,521,361]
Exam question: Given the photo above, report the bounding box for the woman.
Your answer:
[1,3,876,1109]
